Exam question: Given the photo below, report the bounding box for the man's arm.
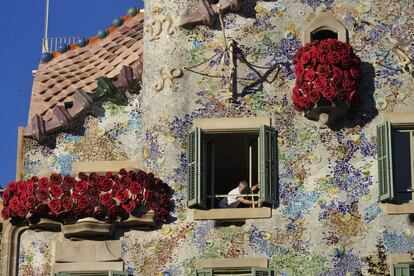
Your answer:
[237,197,258,206]
[251,184,259,192]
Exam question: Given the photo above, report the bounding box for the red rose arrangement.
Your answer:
[1,169,172,224]
[292,38,361,111]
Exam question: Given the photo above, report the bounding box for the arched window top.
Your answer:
[303,12,348,44]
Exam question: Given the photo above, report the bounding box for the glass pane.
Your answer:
[392,130,412,203]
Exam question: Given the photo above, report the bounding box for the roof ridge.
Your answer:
[40,7,143,64]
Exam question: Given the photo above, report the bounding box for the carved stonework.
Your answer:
[303,12,349,43]
[61,218,115,240]
[180,0,244,28]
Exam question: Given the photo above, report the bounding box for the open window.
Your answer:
[196,268,273,276]
[394,263,414,276]
[377,122,414,204]
[303,12,348,43]
[187,117,278,220]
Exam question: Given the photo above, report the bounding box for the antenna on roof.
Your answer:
[41,0,50,53]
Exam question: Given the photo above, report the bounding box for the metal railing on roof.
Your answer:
[42,37,81,53]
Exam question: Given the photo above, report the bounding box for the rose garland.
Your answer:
[1,169,172,224]
[292,38,361,111]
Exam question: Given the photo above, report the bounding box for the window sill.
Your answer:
[384,203,414,214]
[196,256,268,269]
[193,207,271,220]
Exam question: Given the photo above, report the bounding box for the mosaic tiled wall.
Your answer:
[20,0,414,275]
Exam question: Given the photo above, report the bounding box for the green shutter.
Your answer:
[252,267,272,276]
[187,128,207,209]
[394,264,413,276]
[196,268,213,276]
[377,121,394,202]
[259,125,278,207]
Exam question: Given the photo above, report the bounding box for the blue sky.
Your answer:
[0,1,144,186]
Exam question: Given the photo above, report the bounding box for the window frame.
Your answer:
[378,113,414,214]
[195,257,271,276]
[388,253,414,276]
[187,117,277,220]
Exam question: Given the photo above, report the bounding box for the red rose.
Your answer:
[319,41,332,54]
[130,182,143,195]
[304,69,315,82]
[119,168,128,176]
[77,194,89,209]
[332,66,343,79]
[88,186,100,198]
[93,208,106,220]
[144,190,157,202]
[9,196,20,210]
[17,206,28,217]
[120,176,132,189]
[308,89,320,103]
[31,176,39,182]
[78,172,88,180]
[2,189,11,203]
[319,54,330,64]
[159,183,170,194]
[294,64,305,76]
[100,178,113,192]
[300,52,311,64]
[17,180,26,194]
[337,89,347,100]
[160,194,171,206]
[38,177,49,190]
[75,180,88,193]
[1,207,10,220]
[88,173,100,186]
[62,176,76,191]
[50,173,62,185]
[349,67,359,79]
[295,76,303,87]
[136,171,147,182]
[105,172,113,178]
[100,193,114,206]
[352,56,361,66]
[293,95,310,110]
[329,51,341,64]
[111,175,120,185]
[128,170,137,180]
[349,90,357,102]
[342,78,355,90]
[25,195,37,209]
[121,199,136,213]
[149,202,159,211]
[322,87,336,101]
[48,199,62,214]
[317,64,330,77]
[314,76,328,89]
[26,180,35,195]
[20,192,27,203]
[342,55,351,68]
[108,205,118,217]
[62,197,74,211]
[116,189,130,203]
[111,184,121,196]
[8,181,17,192]
[36,189,50,201]
[50,185,63,198]
[155,208,169,221]
[300,82,311,95]
[293,47,305,64]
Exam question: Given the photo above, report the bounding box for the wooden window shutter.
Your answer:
[259,125,278,207]
[377,121,394,202]
[187,128,207,209]
[196,268,213,276]
[252,267,273,276]
[394,264,413,276]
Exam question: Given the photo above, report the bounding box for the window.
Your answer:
[196,268,273,276]
[187,120,278,211]
[377,121,414,203]
[394,263,414,276]
[303,12,348,43]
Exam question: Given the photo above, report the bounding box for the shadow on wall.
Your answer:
[331,62,378,130]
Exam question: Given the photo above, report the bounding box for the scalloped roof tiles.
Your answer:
[29,12,144,123]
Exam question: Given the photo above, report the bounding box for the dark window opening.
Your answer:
[205,133,259,209]
[392,129,413,203]
[311,29,338,41]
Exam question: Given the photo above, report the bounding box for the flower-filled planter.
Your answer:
[1,169,173,238]
[292,38,361,127]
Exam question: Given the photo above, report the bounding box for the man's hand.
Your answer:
[251,184,259,191]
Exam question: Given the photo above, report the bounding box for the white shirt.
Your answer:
[227,187,242,205]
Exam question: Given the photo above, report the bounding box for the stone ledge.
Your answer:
[193,117,271,133]
[53,261,123,275]
[193,207,271,220]
[196,256,268,269]
[384,203,414,215]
